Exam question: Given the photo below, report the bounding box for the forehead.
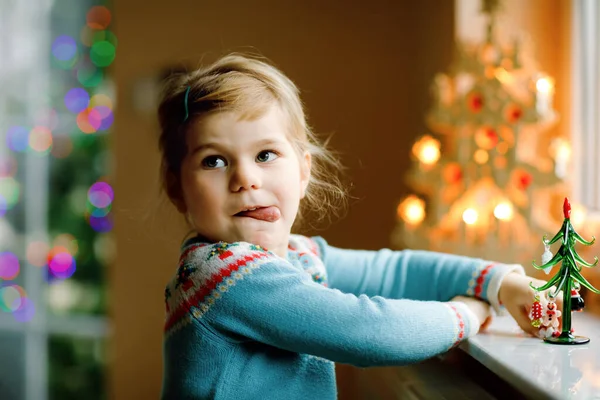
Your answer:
[187,104,291,146]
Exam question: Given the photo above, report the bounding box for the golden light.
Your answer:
[496,142,509,155]
[571,203,587,228]
[536,76,554,94]
[474,149,489,164]
[494,202,514,221]
[550,138,571,160]
[462,208,478,225]
[412,135,440,166]
[397,195,426,225]
[494,67,512,84]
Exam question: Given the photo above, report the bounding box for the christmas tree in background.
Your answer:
[531,198,599,344]
[392,0,573,265]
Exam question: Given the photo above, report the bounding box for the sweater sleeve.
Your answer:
[165,242,482,367]
[312,237,524,314]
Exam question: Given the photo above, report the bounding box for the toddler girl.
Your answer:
[158,53,550,399]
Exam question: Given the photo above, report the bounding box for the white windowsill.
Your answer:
[460,313,600,399]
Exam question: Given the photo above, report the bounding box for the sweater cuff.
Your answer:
[486,264,525,315]
[447,302,481,342]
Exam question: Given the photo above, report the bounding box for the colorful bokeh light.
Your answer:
[47,246,77,280]
[0,177,20,209]
[77,107,103,133]
[51,135,74,159]
[64,87,90,113]
[0,252,20,280]
[89,215,113,232]
[88,181,114,208]
[6,126,29,152]
[86,6,112,30]
[90,41,116,67]
[0,156,17,177]
[13,296,35,322]
[0,284,26,312]
[29,126,53,153]
[26,241,50,267]
[53,234,79,257]
[0,196,7,218]
[52,35,78,61]
[77,63,104,87]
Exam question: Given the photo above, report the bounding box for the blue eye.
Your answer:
[202,156,226,169]
[256,150,278,163]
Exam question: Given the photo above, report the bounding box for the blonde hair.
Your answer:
[157,53,347,229]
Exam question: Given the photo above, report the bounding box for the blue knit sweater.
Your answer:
[161,235,523,399]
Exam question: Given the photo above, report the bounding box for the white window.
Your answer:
[572,0,600,212]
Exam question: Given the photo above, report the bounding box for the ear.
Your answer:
[166,171,187,213]
[299,151,311,199]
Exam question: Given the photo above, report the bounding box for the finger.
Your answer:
[480,316,493,331]
[516,307,540,337]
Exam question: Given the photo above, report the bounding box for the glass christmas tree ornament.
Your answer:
[531,197,599,344]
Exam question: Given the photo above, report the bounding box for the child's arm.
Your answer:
[166,242,484,367]
[311,236,524,314]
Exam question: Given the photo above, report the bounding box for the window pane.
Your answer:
[0,331,25,400]
[48,335,106,400]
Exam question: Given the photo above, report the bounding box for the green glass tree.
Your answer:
[531,197,600,344]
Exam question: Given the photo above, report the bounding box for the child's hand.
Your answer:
[499,273,563,337]
[451,295,493,331]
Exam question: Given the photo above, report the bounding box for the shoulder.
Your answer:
[163,241,280,334]
[288,234,328,258]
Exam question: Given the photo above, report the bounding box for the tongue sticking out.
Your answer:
[236,206,280,222]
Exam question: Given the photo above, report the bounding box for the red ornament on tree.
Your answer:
[467,91,484,113]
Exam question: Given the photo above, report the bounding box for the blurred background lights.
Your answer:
[88,215,113,233]
[493,202,514,221]
[0,155,17,177]
[0,196,7,217]
[53,233,79,257]
[47,246,76,280]
[27,241,50,267]
[0,285,24,312]
[64,87,90,113]
[88,181,113,208]
[90,206,111,218]
[29,126,53,153]
[462,208,479,225]
[48,280,80,313]
[0,177,20,210]
[89,93,113,109]
[77,107,103,133]
[51,35,78,61]
[86,6,112,30]
[6,126,29,152]
[90,41,116,67]
[77,62,104,87]
[51,135,74,159]
[13,295,35,322]
[94,106,114,131]
[0,252,20,280]
[397,195,426,225]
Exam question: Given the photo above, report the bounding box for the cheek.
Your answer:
[181,173,221,211]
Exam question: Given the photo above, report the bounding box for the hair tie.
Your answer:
[183,86,191,122]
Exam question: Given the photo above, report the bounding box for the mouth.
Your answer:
[234,206,281,222]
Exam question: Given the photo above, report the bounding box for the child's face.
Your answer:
[178,103,311,256]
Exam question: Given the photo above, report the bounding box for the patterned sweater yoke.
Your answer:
[161,235,523,400]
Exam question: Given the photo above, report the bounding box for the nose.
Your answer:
[229,161,261,192]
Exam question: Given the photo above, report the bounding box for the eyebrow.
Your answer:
[189,138,287,156]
